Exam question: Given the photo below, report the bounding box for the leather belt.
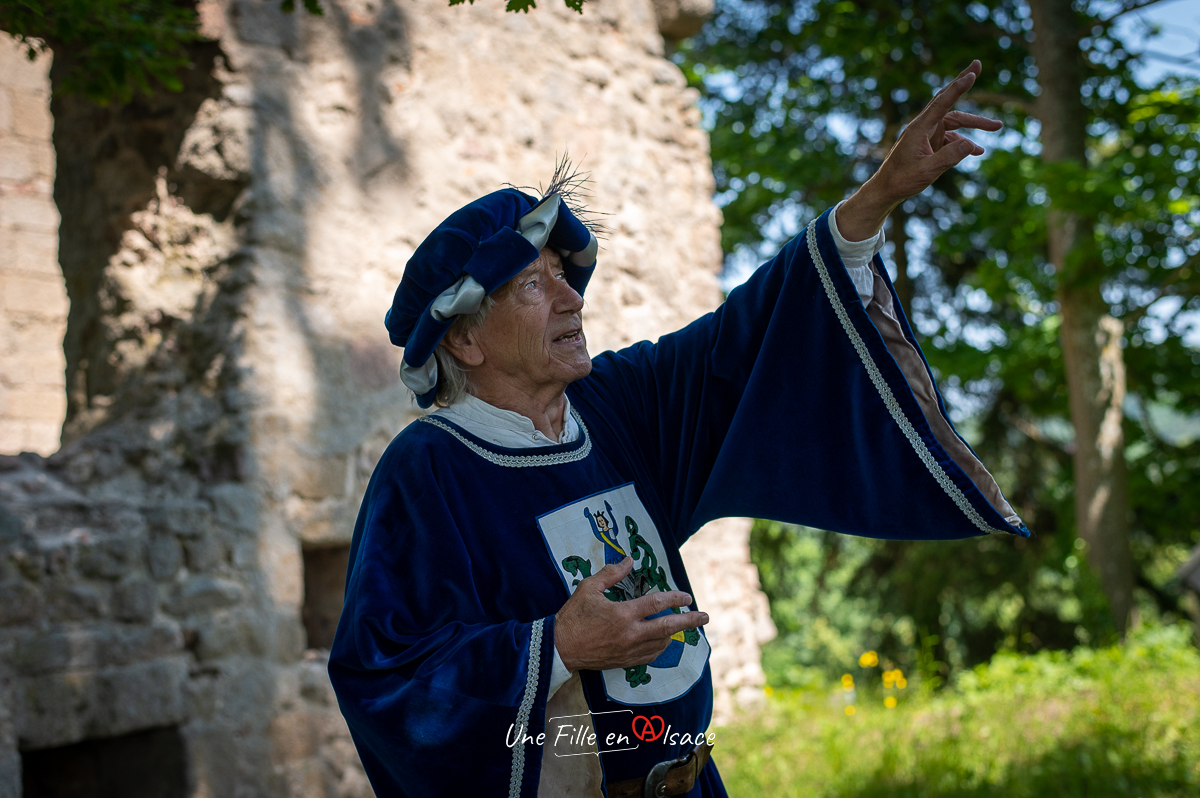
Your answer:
[606,741,713,798]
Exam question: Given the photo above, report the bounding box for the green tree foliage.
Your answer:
[678,0,1033,251]
[0,1,321,103]
[683,0,1200,681]
[1,1,210,103]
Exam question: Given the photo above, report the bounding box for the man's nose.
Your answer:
[554,278,585,313]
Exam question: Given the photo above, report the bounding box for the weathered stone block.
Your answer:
[184,535,226,573]
[93,658,189,739]
[16,421,61,458]
[274,611,306,662]
[148,535,183,580]
[0,86,11,133]
[112,577,158,622]
[0,580,40,625]
[0,506,22,540]
[208,484,258,535]
[2,272,67,317]
[15,669,92,747]
[0,38,48,92]
[171,574,244,615]
[6,227,59,277]
[0,423,26,456]
[2,388,66,423]
[268,709,319,766]
[0,139,35,182]
[14,627,97,675]
[0,750,20,798]
[97,618,183,666]
[145,501,214,538]
[10,88,52,140]
[78,536,145,580]
[44,582,107,621]
[16,658,189,749]
[0,194,57,231]
[184,727,243,798]
[193,659,276,728]
[290,455,347,500]
[298,657,335,706]
[191,608,267,660]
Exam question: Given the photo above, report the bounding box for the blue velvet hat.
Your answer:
[385,183,599,408]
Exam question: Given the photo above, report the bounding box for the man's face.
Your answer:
[471,248,592,393]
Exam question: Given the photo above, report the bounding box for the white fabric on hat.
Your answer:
[400,357,438,396]
[400,274,488,396]
[517,194,561,250]
[565,232,598,267]
[430,274,487,321]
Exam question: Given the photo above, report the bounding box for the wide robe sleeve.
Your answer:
[327,439,557,798]
[577,208,1030,545]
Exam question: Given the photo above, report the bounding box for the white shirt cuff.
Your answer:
[548,644,573,700]
[830,200,886,308]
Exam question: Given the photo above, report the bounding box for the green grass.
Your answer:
[713,624,1200,797]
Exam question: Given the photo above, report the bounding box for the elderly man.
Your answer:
[329,61,1027,798]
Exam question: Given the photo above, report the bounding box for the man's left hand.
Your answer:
[837,60,1003,242]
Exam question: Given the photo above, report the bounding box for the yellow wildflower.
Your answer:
[841,673,854,689]
[858,651,879,668]
[844,705,856,716]
[884,696,897,708]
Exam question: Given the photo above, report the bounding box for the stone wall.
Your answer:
[0,2,772,795]
[0,35,66,457]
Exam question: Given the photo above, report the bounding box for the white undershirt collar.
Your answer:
[432,392,581,449]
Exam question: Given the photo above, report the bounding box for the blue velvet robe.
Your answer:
[328,210,1027,798]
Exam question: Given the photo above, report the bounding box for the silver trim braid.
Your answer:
[805,218,1009,536]
[508,617,545,798]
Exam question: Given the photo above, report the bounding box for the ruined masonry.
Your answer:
[0,2,774,796]
[0,38,64,457]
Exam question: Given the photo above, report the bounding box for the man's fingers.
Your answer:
[646,608,709,641]
[943,110,1003,133]
[589,556,633,590]
[928,72,975,119]
[919,60,983,129]
[955,60,982,81]
[944,130,985,155]
[926,137,978,176]
[628,588,692,618]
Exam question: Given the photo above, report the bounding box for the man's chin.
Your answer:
[562,354,593,384]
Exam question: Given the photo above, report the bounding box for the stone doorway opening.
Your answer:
[302,544,352,651]
[20,725,186,798]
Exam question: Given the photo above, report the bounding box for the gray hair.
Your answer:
[430,293,497,408]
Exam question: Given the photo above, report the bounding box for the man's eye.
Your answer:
[525,280,538,290]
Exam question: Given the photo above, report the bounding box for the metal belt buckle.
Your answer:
[642,749,694,798]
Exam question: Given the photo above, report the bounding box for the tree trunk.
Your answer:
[881,103,913,318]
[1029,0,1134,634]
[890,205,913,318]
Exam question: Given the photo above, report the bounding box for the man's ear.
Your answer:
[441,325,485,367]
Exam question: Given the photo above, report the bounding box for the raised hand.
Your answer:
[554,556,709,672]
[837,60,1003,242]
